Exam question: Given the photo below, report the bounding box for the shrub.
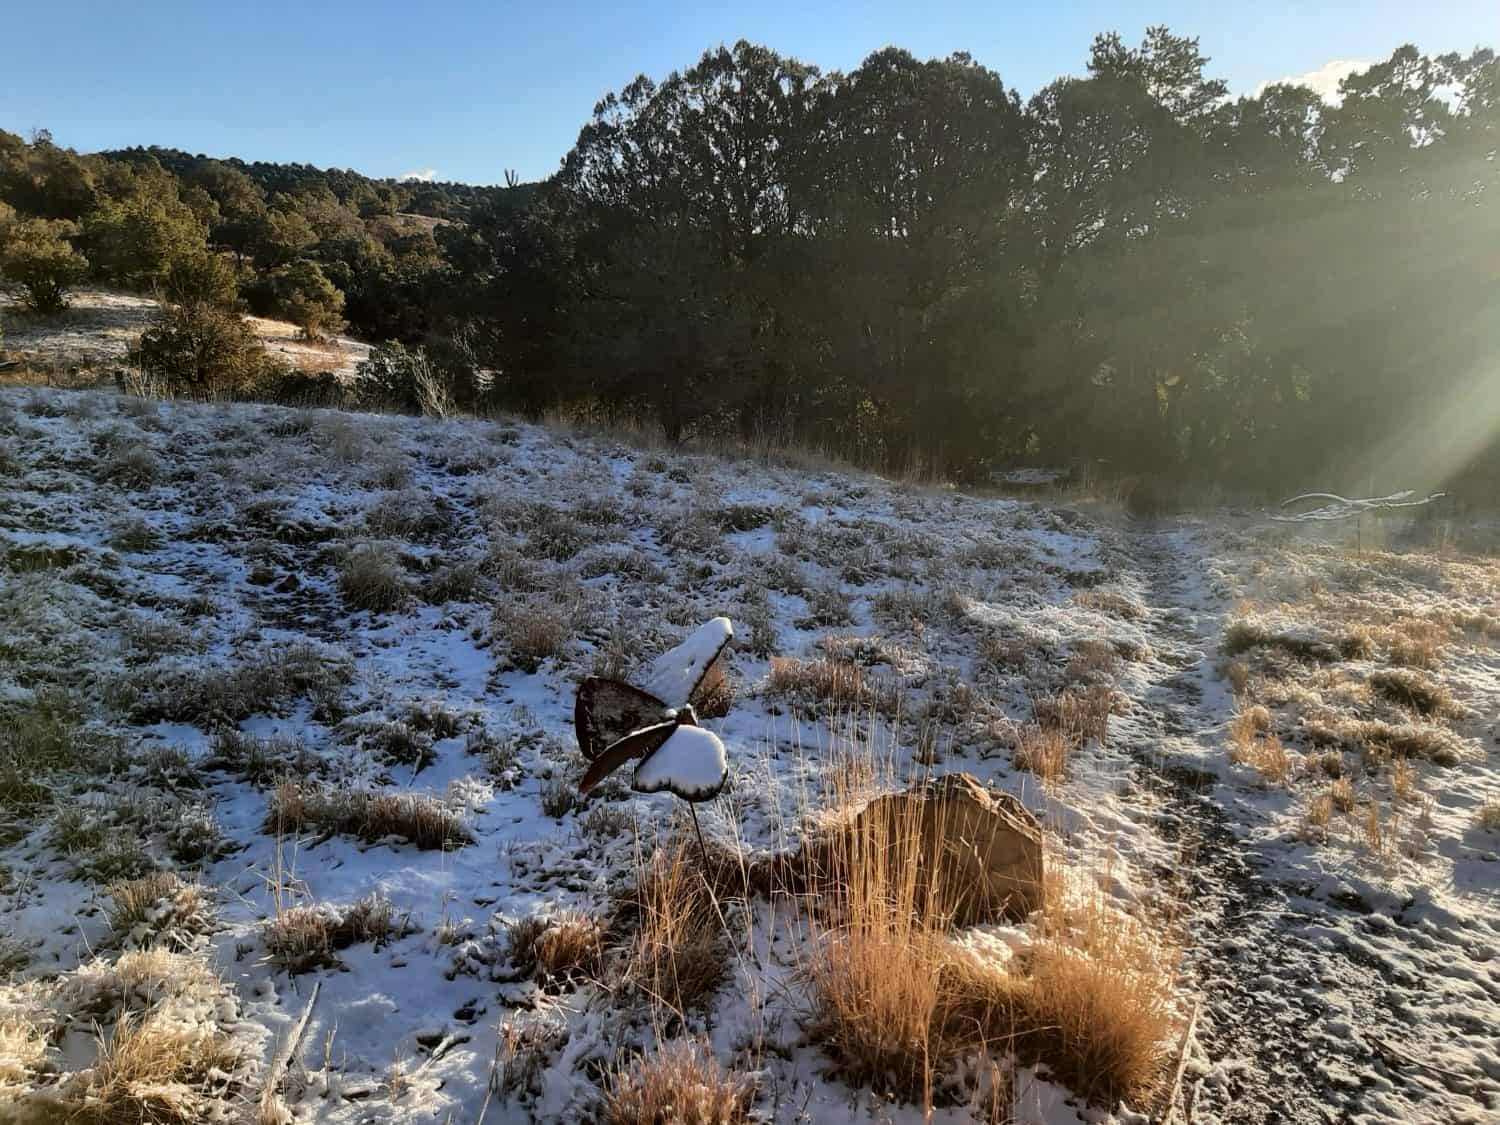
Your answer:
[162,249,239,309]
[131,302,287,399]
[1475,800,1500,832]
[0,217,89,312]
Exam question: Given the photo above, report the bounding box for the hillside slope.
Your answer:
[0,388,1496,1123]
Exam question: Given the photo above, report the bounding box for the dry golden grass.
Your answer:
[1013,723,1071,785]
[67,1008,243,1124]
[1065,639,1119,684]
[1033,685,1114,744]
[1325,776,1354,814]
[1073,589,1146,620]
[603,1039,753,1125]
[793,753,1179,1109]
[1368,669,1453,717]
[1341,720,1463,767]
[267,781,472,849]
[1390,757,1419,802]
[338,541,410,612]
[616,837,728,1014]
[1228,732,1295,787]
[1475,800,1500,832]
[263,894,402,973]
[1222,659,1251,697]
[0,1003,47,1093]
[492,599,570,672]
[533,914,604,986]
[105,873,215,950]
[767,655,896,712]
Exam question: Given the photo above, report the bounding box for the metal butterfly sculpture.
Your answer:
[574,617,734,803]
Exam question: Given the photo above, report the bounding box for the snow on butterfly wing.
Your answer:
[631,724,728,802]
[636,617,734,710]
[574,677,673,762]
[579,721,676,794]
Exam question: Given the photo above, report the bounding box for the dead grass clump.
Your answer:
[98,444,160,489]
[1227,705,1272,750]
[1222,619,1338,662]
[338,541,410,612]
[1474,800,1500,832]
[1065,640,1119,685]
[1033,686,1113,744]
[1074,589,1146,620]
[492,600,571,673]
[688,660,734,720]
[1222,659,1250,696]
[1345,720,1463,767]
[533,913,604,987]
[603,1039,753,1125]
[267,781,472,849]
[1229,732,1295,786]
[364,489,452,542]
[68,1008,243,1122]
[1013,724,1070,785]
[1368,669,1453,717]
[768,656,897,713]
[106,873,216,950]
[616,838,728,1014]
[1383,620,1445,669]
[264,894,404,973]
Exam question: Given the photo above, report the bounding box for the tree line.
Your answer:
[3,29,1499,496]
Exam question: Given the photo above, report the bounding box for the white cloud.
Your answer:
[397,168,439,183]
[1254,59,1370,104]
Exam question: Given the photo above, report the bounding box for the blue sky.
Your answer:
[2,1,1493,185]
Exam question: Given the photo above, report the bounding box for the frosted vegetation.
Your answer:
[0,387,1497,1123]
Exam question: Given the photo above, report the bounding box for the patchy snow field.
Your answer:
[0,288,369,380]
[0,387,1496,1123]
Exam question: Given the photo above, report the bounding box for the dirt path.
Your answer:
[1117,522,1500,1124]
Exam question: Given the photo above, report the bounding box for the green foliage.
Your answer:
[0,216,90,312]
[243,258,345,340]
[163,249,241,309]
[81,193,206,288]
[131,301,286,399]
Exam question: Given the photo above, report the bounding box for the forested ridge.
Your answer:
[3,28,1499,496]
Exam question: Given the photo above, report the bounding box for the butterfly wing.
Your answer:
[636,617,734,710]
[579,720,676,794]
[631,724,728,801]
[575,677,673,762]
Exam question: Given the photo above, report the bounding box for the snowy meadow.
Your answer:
[0,387,1497,1124]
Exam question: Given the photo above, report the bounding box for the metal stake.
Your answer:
[686,800,710,868]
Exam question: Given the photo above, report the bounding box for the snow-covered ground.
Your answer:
[0,386,1496,1123]
[0,288,369,380]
